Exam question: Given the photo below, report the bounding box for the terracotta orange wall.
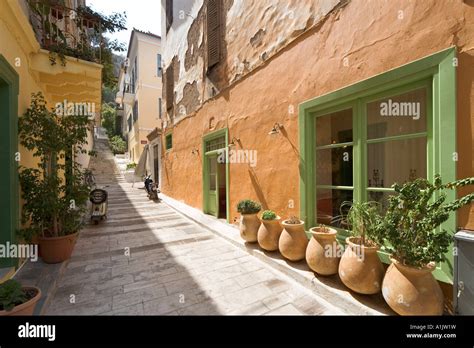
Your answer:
[162,0,474,227]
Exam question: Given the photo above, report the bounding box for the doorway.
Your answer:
[203,129,229,221]
[153,144,159,184]
[0,55,19,268]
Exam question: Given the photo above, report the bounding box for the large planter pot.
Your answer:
[239,213,260,243]
[0,287,41,316]
[306,226,340,276]
[382,258,444,315]
[39,232,78,264]
[339,237,385,295]
[257,217,283,251]
[279,220,308,261]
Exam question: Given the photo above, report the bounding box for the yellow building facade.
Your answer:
[116,29,162,164]
[0,0,102,278]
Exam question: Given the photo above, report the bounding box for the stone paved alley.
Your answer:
[44,139,343,315]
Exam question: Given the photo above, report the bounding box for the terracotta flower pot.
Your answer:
[257,216,283,251]
[0,287,41,316]
[279,220,308,261]
[39,232,78,264]
[338,237,385,294]
[239,213,260,243]
[306,226,340,276]
[382,258,444,315]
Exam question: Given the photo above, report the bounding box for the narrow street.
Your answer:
[44,139,342,315]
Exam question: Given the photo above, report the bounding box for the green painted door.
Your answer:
[206,155,219,217]
[0,56,19,269]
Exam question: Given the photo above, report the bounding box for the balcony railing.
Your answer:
[27,0,103,64]
[123,83,136,94]
[122,83,136,105]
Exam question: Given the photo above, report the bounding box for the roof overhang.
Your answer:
[146,127,162,142]
[31,49,102,121]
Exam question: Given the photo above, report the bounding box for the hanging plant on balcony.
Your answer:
[379,175,474,315]
[27,0,127,86]
[18,92,93,263]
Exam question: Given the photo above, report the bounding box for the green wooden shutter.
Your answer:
[207,0,221,69]
[166,65,174,111]
[166,0,173,32]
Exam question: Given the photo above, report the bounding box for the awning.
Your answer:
[134,144,150,178]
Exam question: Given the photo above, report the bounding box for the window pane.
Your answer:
[367,137,427,188]
[367,191,395,212]
[316,147,353,186]
[367,88,427,139]
[209,174,216,190]
[209,157,217,190]
[206,136,226,152]
[316,189,353,228]
[316,108,353,146]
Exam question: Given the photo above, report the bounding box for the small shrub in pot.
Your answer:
[338,201,385,294]
[380,175,474,315]
[279,216,308,261]
[257,210,283,251]
[0,280,41,316]
[237,199,262,243]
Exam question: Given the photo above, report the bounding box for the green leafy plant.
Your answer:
[0,280,27,312]
[109,135,127,155]
[261,210,277,220]
[286,216,302,224]
[126,163,137,170]
[341,201,383,246]
[18,92,92,241]
[380,175,474,267]
[27,0,126,87]
[237,200,261,215]
[102,103,117,137]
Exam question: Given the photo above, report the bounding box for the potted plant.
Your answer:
[380,175,474,315]
[237,199,262,243]
[257,210,283,251]
[338,201,385,294]
[18,93,91,263]
[306,224,341,276]
[279,216,308,261]
[0,279,41,316]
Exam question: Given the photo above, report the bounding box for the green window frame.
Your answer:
[299,47,456,283]
[165,133,173,151]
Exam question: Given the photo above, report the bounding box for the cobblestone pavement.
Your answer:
[45,138,342,315]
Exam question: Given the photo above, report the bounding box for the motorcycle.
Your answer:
[89,186,109,225]
[144,174,160,201]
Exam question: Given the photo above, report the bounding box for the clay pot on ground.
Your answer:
[338,237,385,295]
[257,216,283,251]
[382,258,444,315]
[306,226,341,276]
[279,219,309,261]
[239,213,260,243]
[39,232,78,264]
[0,287,41,316]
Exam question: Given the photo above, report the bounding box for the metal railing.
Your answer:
[27,0,103,63]
[123,82,136,94]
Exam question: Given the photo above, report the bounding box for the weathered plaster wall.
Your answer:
[162,0,474,229]
[163,0,343,122]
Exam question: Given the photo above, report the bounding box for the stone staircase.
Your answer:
[89,138,125,185]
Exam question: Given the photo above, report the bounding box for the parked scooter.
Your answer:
[144,174,160,201]
[89,186,109,224]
